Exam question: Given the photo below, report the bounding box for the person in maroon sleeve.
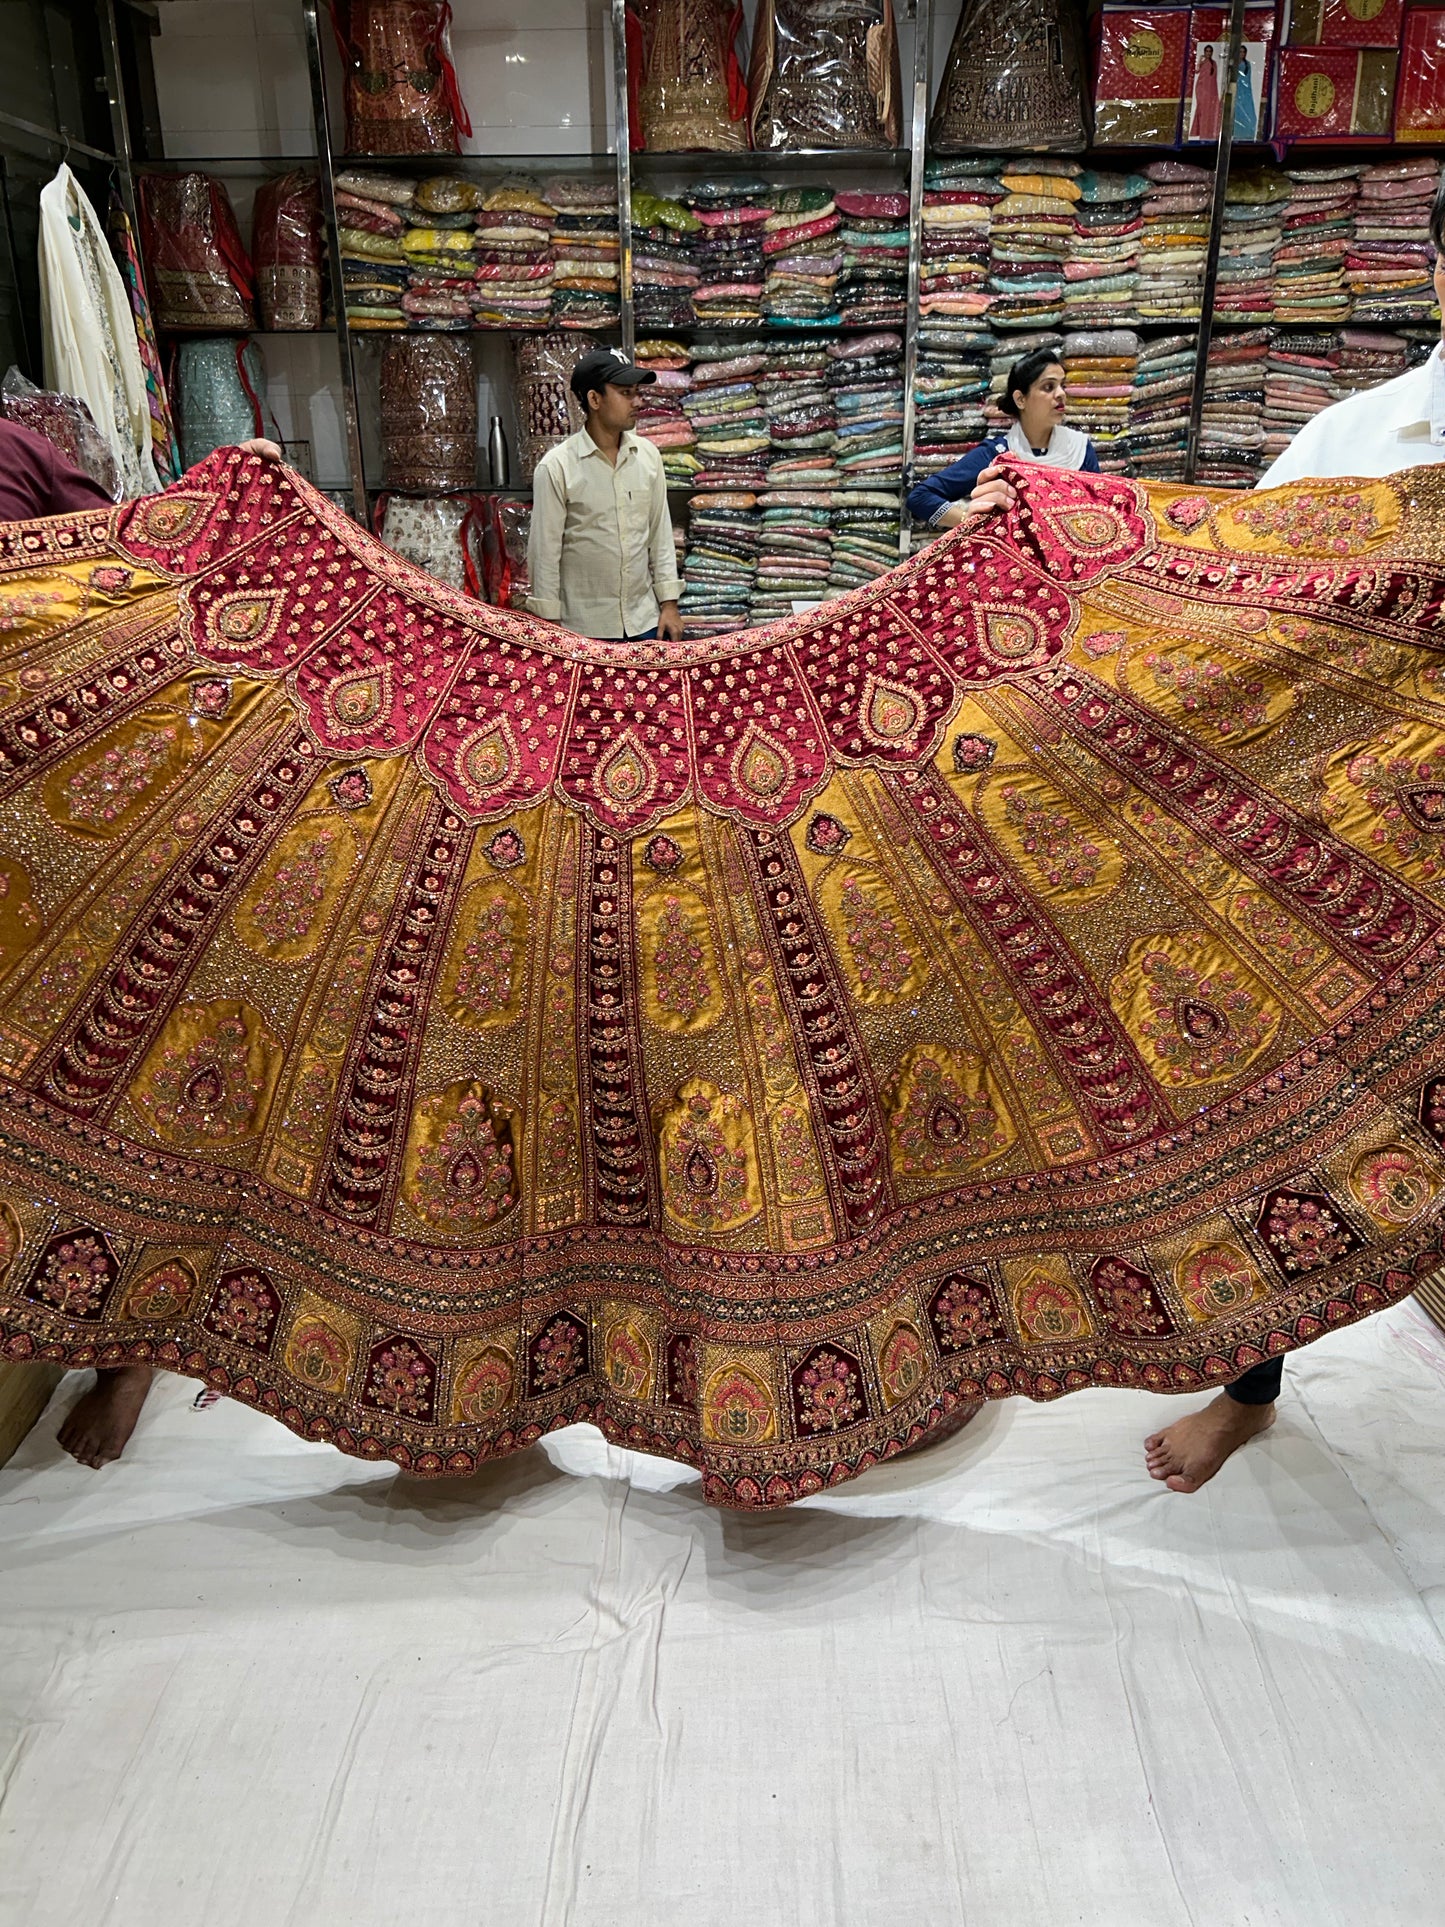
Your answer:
[0,419,283,523]
[0,419,282,1466]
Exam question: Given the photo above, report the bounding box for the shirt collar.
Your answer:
[574,427,635,461]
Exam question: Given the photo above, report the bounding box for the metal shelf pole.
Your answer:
[899,0,931,554]
[1184,0,1248,485]
[612,0,635,356]
[302,0,369,523]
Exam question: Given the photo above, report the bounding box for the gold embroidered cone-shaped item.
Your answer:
[1,449,1444,1505]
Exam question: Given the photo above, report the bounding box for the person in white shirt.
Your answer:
[528,347,684,642]
[1143,175,1445,1499]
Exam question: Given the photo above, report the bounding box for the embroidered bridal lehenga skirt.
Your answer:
[2,451,1445,1505]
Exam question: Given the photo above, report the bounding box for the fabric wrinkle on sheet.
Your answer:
[7,451,1445,1508]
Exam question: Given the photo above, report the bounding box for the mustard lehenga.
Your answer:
[0,449,1442,1505]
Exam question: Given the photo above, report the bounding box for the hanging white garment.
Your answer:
[38,164,160,498]
[1004,419,1091,467]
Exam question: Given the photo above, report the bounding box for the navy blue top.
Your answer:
[906,433,1100,526]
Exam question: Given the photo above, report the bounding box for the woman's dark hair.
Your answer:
[999,347,1065,420]
[1430,171,1445,258]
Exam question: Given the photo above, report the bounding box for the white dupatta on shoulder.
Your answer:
[38,164,160,498]
[1004,420,1091,468]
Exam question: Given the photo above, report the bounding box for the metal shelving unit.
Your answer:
[121,0,1442,535]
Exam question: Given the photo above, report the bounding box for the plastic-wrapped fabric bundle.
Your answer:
[1,369,120,499]
[253,172,325,331]
[929,0,1087,153]
[329,0,471,156]
[512,333,591,482]
[174,339,278,471]
[380,335,477,492]
[747,0,900,150]
[631,0,750,152]
[378,492,484,591]
[138,173,255,332]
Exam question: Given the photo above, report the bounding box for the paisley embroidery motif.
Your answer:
[859,673,924,751]
[731,722,794,801]
[658,1080,759,1233]
[403,1083,519,1234]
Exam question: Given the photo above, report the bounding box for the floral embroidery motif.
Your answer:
[660,1084,756,1232]
[952,732,997,773]
[1328,738,1445,882]
[1014,1271,1094,1344]
[453,1345,514,1421]
[1165,494,1210,532]
[202,1267,282,1351]
[603,1318,653,1399]
[1175,1243,1266,1324]
[653,896,712,1021]
[190,676,232,720]
[27,1230,118,1320]
[364,1336,436,1418]
[791,1344,868,1434]
[1119,937,1277,1087]
[877,1320,928,1408]
[408,1087,518,1232]
[839,875,912,995]
[999,784,1104,892]
[644,833,683,875]
[1144,652,1268,739]
[664,1332,699,1408]
[702,1362,776,1443]
[139,1012,264,1144]
[88,565,133,596]
[1231,487,1380,554]
[328,767,373,809]
[1089,1256,1173,1337]
[771,1101,823,1201]
[927,1272,1005,1352]
[451,898,518,1022]
[805,812,851,856]
[529,1313,590,1394]
[890,1051,1008,1177]
[248,828,338,948]
[484,826,525,871]
[63,727,176,827]
[1256,1188,1362,1274]
[1348,1146,1437,1227]
[0,588,66,632]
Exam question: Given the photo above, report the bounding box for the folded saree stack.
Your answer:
[6,449,1445,1507]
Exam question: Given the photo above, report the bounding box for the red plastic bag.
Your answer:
[138,172,255,332]
[253,171,325,330]
[329,1,472,156]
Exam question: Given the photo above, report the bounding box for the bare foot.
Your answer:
[1144,1392,1276,1493]
[56,1365,155,1468]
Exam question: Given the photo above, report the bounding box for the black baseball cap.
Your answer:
[570,346,656,404]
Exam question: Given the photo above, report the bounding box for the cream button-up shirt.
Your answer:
[1258,352,1445,487]
[527,427,682,639]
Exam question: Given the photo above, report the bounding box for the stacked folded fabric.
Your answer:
[827,496,900,596]
[1195,327,1270,486]
[1273,169,1359,327]
[632,191,702,332]
[685,342,771,476]
[763,190,842,328]
[1062,329,1137,472]
[919,159,998,321]
[1263,330,1341,463]
[752,472,836,623]
[686,180,771,329]
[829,330,904,497]
[679,485,760,636]
[835,191,909,330]
[395,176,481,332]
[1127,332,1196,481]
[1137,162,1210,324]
[911,320,995,476]
[1332,326,1411,400]
[464,180,552,330]
[987,165,1079,331]
[1348,161,1440,328]
[547,177,619,333]
[1215,173,1288,325]
[1064,172,1144,329]
[632,338,699,489]
[334,169,413,328]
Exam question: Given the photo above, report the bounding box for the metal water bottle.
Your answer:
[487,416,510,488]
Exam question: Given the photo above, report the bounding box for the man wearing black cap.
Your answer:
[527,346,684,642]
